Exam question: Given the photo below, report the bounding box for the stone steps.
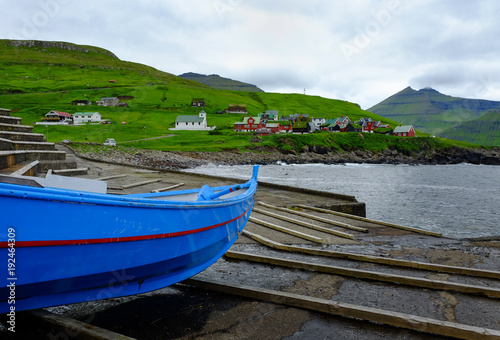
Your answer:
[0,115,22,125]
[0,130,46,142]
[0,108,85,176]
[11,140,56,151]
[0,122,34,133]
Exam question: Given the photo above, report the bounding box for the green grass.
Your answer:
[0,39,491,153]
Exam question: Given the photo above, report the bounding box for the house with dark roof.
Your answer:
[225,104,248,114]
[191,98,206,107]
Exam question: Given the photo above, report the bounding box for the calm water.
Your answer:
[184,163,500,238]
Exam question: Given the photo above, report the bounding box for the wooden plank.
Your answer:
[252,208,354,239]
[97,174,128,181]
[241,230,500,280]
[151,182,184,193]
[294,204,442,237]
[185,278,500,340]
[249,217,324,244]
[28,309,136,340]
[9,160,39,176]
[258,202,368,232]
[225,251,500,298]
[121,179,161,189]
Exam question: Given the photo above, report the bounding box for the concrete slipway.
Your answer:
[2,152,500,340]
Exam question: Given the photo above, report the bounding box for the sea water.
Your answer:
[184,163,500,238]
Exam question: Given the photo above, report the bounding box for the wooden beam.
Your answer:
[225,251,500,298]
[258,202,368,233]
[241,230,500,280]
[252,208,354,239]
[249,217,324,244]
[151,183,184,193]
[121,179,162,189]
[28,309,136,340]
[185,278,500,340]
[97,174,128,181]
[293,204,442,237]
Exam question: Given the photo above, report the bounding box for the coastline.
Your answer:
[72,145,500,171]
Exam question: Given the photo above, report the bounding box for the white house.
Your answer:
[73,112,102,124]
[310,117,326,132]
[170,110,215,131]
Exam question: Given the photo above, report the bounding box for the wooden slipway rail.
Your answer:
[185,277,500,340]
[242,230,500,280]
[292,204,443,237]
[187,228,500,339]
[225,250,500,298]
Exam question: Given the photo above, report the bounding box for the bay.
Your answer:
[184,163,500,238]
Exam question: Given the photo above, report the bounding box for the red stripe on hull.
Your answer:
[0,207,251,248]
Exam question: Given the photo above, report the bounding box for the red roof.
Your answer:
[53,111,71,117]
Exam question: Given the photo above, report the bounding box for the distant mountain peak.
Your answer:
[179,72,264,92]
[419,87,439,93]
[368,86,500,145]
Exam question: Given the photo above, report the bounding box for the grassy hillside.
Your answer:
[0,39,483,153]
[368,87,500,143]
[440,111,500,146]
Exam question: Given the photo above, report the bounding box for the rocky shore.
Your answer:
[73,145,500,170]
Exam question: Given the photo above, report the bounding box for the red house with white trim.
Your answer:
[393,125,416,137]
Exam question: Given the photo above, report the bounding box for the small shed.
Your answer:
[226,104,248,114]
[191,98,206,107]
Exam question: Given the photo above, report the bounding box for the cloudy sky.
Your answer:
[2,0,500,109]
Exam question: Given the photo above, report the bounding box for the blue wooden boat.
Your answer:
[0,166,258,313]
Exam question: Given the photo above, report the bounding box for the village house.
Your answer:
[233,116,264,132]
[310,118,326,132]
[330,122,362,133]
[171,110,215,131]
[191,98,206,107]
[44,110,72,122]
[225,104,248,114]
[292,114,311,133]
[73,112,102,124]
[278,121,293,133]
[362,120,380,133]
[258,110,279,123]
[96,97,120,107]
[393,125,416,137]
[71,100,92,106]
[255,127,271,136]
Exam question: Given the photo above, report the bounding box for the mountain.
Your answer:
[179,72,264,92]
[440,111,500,146]
[367,87,500,142]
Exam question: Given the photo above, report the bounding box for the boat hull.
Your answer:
[0,171,257,313]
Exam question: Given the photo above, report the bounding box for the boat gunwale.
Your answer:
[0,179,257,209]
